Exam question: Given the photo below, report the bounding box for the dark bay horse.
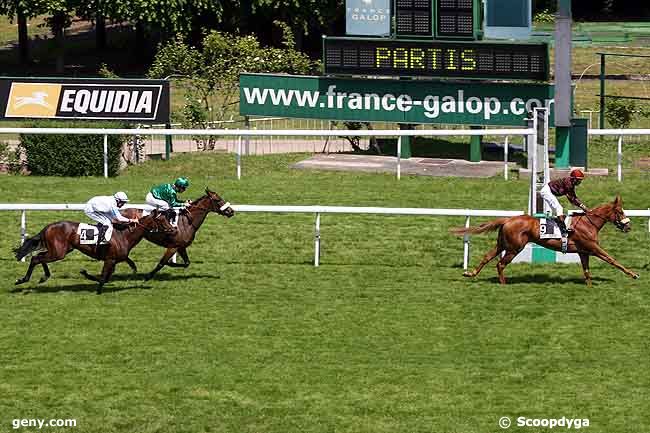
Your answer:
[14,211,173,294]
[121,188,235,280]
[452,196,639,285]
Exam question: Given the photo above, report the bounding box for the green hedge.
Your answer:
[19,121,129,177]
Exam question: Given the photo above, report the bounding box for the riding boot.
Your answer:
[555,216,568,238]
[96,224,108,244]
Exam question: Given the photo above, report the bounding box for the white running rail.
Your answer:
[2,204,649,268]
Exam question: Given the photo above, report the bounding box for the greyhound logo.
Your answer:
[14,91,52,109]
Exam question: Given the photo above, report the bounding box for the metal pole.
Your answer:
[504,136,509,180]
[237,135,242,180]
[314,213,321,267]
[244,116,250,155]
[397,135,402,180]
[20,210,26,262]
[617,135,623,182]
[463,216,471,270]
[599,53,606,130]
[103,134,108,178]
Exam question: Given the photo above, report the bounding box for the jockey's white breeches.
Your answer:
[146,192,171,211]
[83,206,114,241]
[540,184,564,216]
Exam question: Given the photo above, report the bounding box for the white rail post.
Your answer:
[504,136,509,180]
[397,135,402,180]
[20,210,26,262]
[314,213,321,267]
[237,135,242,180]
[462,215,471,270]
[103,134,108,178]
[617,135,623,182]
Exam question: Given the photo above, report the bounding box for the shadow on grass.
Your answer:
[481,274,614,285]
[9,270,218,294]
[10,282,152,294]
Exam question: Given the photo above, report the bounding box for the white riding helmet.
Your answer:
[114,191,129,203]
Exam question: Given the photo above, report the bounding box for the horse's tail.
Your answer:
[450,218,509,236]
[13,230,45,261]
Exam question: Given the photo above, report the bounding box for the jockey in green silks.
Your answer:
[146,177,190,211]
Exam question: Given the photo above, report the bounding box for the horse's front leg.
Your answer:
[167,247,190,268]
[144,248,177,281]
[96,259,117,295]
[592,245,639,280]
[579,253,592,287]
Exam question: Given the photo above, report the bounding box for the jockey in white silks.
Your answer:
[84,191,137,243]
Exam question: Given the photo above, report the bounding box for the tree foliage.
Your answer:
[148,24,318,149]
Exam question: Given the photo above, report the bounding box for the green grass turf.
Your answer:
[0,149,649,433]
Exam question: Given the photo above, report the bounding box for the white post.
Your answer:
[397,135,402,180]
[314,213,321,267]
[20,210,26,262]
[237,135,242,180]
[103,134,108,178]
[463,215,471,270]
[617,135,623,182]
[504,136,509,180]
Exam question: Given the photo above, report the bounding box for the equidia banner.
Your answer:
[240,73,555,126]
[0,78,170,123]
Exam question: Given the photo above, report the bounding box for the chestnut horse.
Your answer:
[121,188,235,280]
[14,210,174,294]
[452,196,639,285]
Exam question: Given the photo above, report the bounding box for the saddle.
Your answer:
[77,223,104,245]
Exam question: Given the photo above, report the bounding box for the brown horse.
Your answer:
[121,188,235,280]
[13,210,174,294]
[452,195,639,285]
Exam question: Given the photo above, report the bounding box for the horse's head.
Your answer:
[611,195,631,233]
[201,188,235,218]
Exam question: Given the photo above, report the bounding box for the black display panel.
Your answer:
[436,0,475,38]
[324,37,549,80]
[396,0,433,36]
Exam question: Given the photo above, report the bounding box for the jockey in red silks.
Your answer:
[540,169,589,236]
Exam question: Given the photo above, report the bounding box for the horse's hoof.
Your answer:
[143,274,152,281]
[38,277,48,284]
[632,273,640,280]
[15,278,25,285]
[463,271,475,278]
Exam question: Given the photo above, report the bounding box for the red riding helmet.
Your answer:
[570,169,585,179]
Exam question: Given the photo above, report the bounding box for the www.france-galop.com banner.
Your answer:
[240,73,555,126]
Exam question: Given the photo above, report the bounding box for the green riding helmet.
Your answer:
[174,177,190,189]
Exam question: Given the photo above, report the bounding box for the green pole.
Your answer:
[469,126,482,162]
[555,126,570,168]
[599,53,606,129]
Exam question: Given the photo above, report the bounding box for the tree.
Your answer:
[148,25,318,149]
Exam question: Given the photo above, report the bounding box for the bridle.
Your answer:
[180,195,232,229]
[578,206,629,231]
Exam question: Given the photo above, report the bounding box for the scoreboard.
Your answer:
[323,37,549,81]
